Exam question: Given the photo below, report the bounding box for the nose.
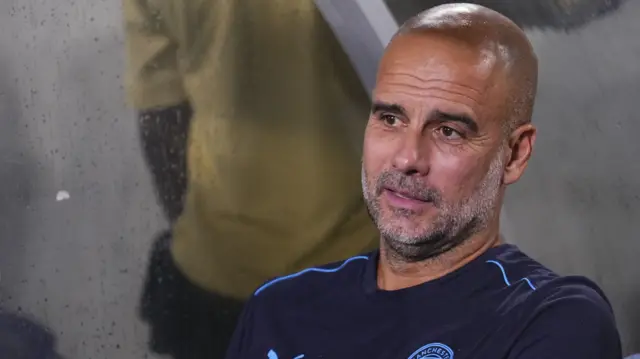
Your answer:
[391,131,429,175]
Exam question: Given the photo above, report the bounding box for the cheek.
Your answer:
[429,151,483,195]
[362,127,393,174]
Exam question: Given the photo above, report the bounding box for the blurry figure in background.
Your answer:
[122,0,378,358]
[0,310,63,359]
[136,103,191,223]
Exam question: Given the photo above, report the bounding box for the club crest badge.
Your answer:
[407,342,454,359]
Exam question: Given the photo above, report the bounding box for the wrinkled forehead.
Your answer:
[378,34,504,90]
[375,34,509,119]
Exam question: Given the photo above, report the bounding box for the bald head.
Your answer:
[391,3,538,131]
[363,4,539,263]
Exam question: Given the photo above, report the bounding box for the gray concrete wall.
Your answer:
[0,0,164,357]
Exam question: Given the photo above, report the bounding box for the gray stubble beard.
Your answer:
[361,152,505,263]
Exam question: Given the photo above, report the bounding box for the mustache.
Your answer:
[374,171,442,205]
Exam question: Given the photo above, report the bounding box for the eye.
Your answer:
[436,126,463,140]
[379,114,400,127]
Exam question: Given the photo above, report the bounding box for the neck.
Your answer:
[377,225,503,291]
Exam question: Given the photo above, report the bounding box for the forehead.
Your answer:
[375,34,507,120]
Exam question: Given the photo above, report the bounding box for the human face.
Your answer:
[362,34,509,261]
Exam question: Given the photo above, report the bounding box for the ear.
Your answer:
[503,123,536,185]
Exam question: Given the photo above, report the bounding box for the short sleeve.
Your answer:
[122,0,187,109]
[508,278,622,359]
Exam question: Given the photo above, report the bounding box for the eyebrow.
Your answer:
[431,110,478,133]
[371,101,479,133]
[371,102,408,118]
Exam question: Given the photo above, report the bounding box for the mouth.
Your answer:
[383,187,431,202]
[384,187,426,201]
[382,187,432,211]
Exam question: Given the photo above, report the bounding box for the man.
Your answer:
[122,0,379,358]
[224,4,622,359]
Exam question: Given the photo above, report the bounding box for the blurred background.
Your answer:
[0,0,638,357]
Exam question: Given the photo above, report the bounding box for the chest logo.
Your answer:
[407,342,454,359]
[267,349,305,359]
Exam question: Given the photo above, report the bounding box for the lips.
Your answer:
[383,187,428,202]
[382,187,432,212]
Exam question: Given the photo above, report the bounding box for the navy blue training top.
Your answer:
[225,244,621,359]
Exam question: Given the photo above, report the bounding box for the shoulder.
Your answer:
[509,275,621,358]
[503,247,617,329]
[483,244,559,291]
[531,275,616,323]
[251,254,371,302]
[489,247,619,344]
[536,274,611,301]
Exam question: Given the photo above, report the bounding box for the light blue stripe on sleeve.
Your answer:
[254,255,369,296]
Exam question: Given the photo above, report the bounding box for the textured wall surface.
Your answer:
[0,0,164,358]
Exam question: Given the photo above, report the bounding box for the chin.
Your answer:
[378,221,443,244]
[381,234,447,262]
[381,224,465,263]
[379,208,439,229]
